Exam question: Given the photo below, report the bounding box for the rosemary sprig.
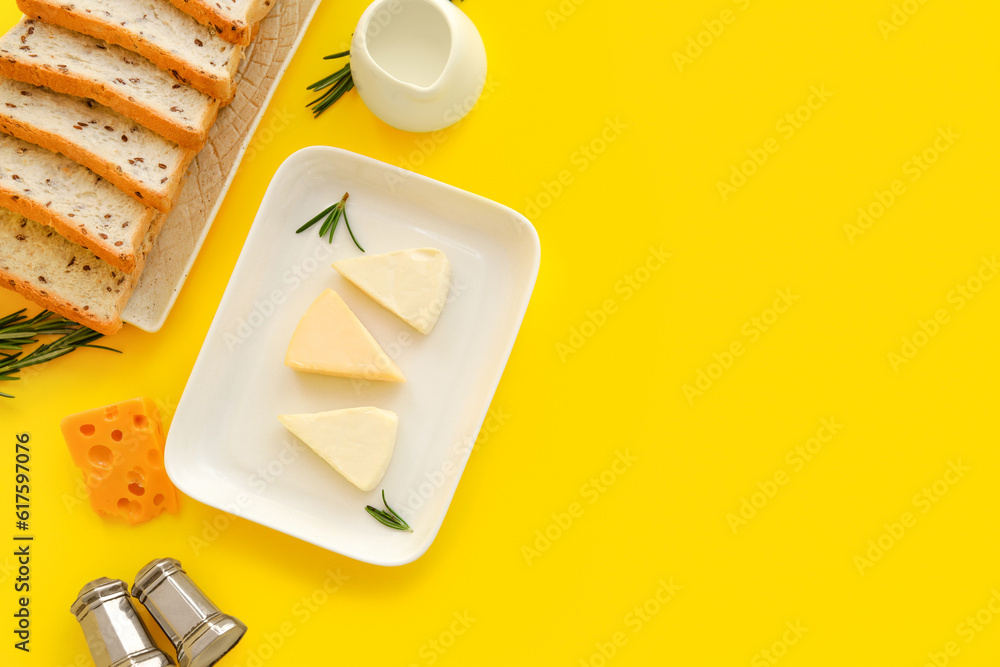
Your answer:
[365,490,413,532]
[307,0,462,117]
[306,51,354,118]
[295,192,364,251]
[0,309,119,398]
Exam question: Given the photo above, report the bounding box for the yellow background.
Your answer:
[2,0,999,665]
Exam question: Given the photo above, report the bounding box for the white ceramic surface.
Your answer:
[165,147,540,566]
[350,0,488,132]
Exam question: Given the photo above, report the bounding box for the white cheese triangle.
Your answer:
[285,289,405,382]
[278,407,399,492]
[333,248,451,334]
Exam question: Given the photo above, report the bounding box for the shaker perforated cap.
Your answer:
[132,558,246,667]
[71,577,173,667]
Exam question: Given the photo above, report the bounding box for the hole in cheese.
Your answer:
[80,424,95,436]
[133,414,148,429]
[105,405,119,420]
[153,494,164,506]
[88,445,113,474]
[117,497,140,521]
[111,429,123,442]
[127,468,145,496]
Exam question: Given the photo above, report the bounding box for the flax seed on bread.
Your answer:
[0,18,219,149]
[16,0,246,101]
[0,77,193,213]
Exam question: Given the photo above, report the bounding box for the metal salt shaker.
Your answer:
[70,577,173,667]
[131,558,246,667]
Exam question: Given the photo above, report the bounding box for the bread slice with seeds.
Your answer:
[0,207,164,334]
[166,0,274,46]
[0,18,219,149]
[0,77,193,213]
[16,0,246,102]
[0,133,157,274]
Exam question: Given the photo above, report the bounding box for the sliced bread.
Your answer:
[0,133,157,273]
[0,77,193,213]
[0,18,219,149]
[17,0,246,101]
[0,207,164,334]
[167,0,274,46]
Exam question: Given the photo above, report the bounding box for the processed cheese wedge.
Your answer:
[278,407,399,492]
[285,289,405,382]
[60,397,179,524]
[333,248,451,334]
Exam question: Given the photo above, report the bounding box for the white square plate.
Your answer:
[165,147,540,565]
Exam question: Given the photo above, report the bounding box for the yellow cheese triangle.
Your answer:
[278,407,398,492]
[333,248,451,334]
[285,289,405,382]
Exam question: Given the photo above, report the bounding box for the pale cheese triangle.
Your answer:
[285,289,405,382]
[333,248,451,334]
[278,407,398,492]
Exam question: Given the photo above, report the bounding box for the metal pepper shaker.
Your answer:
[70,577,173,667]
[131,558,246,667]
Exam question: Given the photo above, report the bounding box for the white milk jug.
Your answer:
[350,0,488,133]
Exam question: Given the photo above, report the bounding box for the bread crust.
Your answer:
[16,0,240,102]
[0,113,193,214]
[166,0,272,46]
[0,211,166,334]
[0,56,215,150]
[0,264,124,334]
[0,190,151,274]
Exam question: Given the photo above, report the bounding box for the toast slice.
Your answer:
[0,133,157,273]
[17,0,246,102]
[166,0,275,46]
[0,18,219,149]
[0,207,164,334]
[0,78,193,213]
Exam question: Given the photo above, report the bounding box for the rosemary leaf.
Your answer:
[365,490,413,532]
[0,310,119,398]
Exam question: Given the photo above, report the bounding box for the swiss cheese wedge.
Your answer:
[333,248,451,334]
[278,407,399,492]
[285,289,405,382]
[60,397,179,524]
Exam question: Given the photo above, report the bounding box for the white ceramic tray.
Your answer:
[165,147,541,565]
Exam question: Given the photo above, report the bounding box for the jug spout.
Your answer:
[350,0,488,132]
